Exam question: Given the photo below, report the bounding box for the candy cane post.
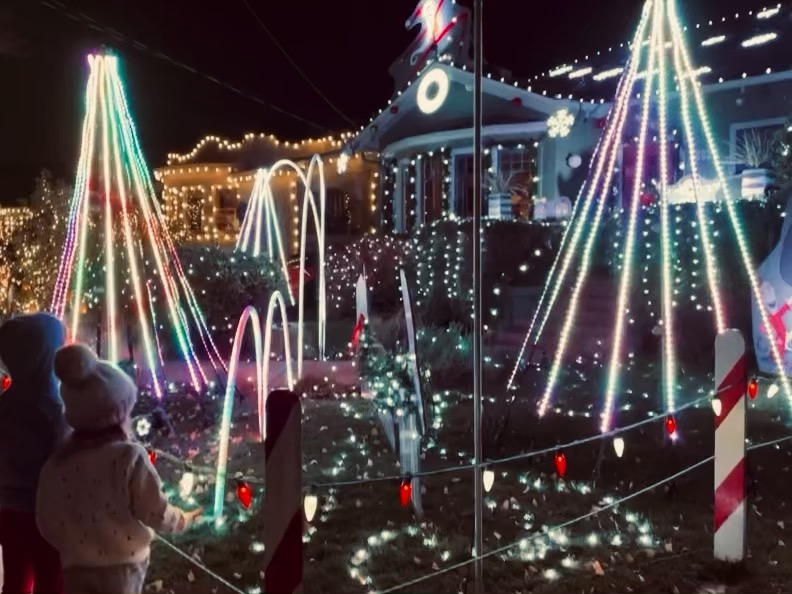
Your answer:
[713,329,747,562]
[264,390,303,593]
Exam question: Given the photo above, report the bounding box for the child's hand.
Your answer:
[185,507,204,526]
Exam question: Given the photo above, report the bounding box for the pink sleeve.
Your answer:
[128,450,189,534]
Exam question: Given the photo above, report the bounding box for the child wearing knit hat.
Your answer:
[36,344,202,594]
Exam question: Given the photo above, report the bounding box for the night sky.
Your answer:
[0,0,757,203]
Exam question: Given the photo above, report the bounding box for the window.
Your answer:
[498,148,533,181]
[731,121,784,174]
[420,155,443,222]
[453,153,475,218]
[325,189,352,235]
[186,192,203,234]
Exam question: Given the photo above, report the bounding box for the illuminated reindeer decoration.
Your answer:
[388,0,471,90]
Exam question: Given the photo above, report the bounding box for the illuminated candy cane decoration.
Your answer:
[713,329,747,562]
[212,294,294,524]
[236,156,326,377]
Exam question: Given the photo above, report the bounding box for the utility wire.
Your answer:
[239,0,357,127]
[39,0,329,132]
[152,433,792,594]
[153,395,711,489]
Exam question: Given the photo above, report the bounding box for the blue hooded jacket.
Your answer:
[0,313,66,510]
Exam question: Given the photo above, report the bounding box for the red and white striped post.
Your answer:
[264,390,303,593]
[713,329,747,562]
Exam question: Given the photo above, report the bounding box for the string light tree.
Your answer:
[51,50,225,397]
[507,0,792,443]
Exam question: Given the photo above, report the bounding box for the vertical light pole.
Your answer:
[472,0,484,592]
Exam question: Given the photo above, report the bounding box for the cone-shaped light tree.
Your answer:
[51,52,224,396]
[507,0,792,430]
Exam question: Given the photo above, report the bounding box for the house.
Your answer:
[343,0,792,232]
[153,133,379,251]
[157,0,792,252]
[344,0,606,232]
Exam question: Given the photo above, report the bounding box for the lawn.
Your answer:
[143,361,792,594]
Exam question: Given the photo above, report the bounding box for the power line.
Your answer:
[152,395,711,490]
[39,0,330,132]
[239,0,357,127]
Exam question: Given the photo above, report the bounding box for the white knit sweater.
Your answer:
[36,440,189,568]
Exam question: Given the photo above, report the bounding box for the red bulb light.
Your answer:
[665,416,677,436]
[748,377,758,400]
[554,451,567,478]
[399,477,412,507]
[148,449,157,465]
[1,375,10,391]
[237,481,252,509]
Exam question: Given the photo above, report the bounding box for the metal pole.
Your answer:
[472,1,484,592]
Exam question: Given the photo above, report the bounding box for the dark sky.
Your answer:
[0,0,758,203]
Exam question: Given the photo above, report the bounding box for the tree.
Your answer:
[1,171,70,316]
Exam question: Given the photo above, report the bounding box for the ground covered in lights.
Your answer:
[142,379,792,594]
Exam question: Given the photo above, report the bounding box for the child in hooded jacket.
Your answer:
[0,313,66,594]
[36,344,201,594]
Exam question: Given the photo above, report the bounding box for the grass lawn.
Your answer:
[143,362,792,594]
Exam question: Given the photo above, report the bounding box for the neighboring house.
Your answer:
[153,134,379,252]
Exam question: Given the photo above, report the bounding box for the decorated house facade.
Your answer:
[343,1,792,229]
[154,134,379,252]
[157,1,792,251]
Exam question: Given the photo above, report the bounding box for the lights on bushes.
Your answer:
[147,449,157,466]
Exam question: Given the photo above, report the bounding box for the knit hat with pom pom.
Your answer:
[54,344,137,431]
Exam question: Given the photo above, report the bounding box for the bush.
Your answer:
[177,246,285,351]
[325,235,411,319]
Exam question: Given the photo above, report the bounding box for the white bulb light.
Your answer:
[304,493,318,522]
[417,68,450,115]
[613,437,625,458]
[483,469,495,492]
[712,397,722,416]
[179,472,195,499]
[768,383,779,399]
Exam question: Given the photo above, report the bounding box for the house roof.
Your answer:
[528,1,792,102]
[348,62,600,154]
[348,1,792,155]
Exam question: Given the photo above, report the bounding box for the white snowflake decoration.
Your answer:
[547,108,575,138]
